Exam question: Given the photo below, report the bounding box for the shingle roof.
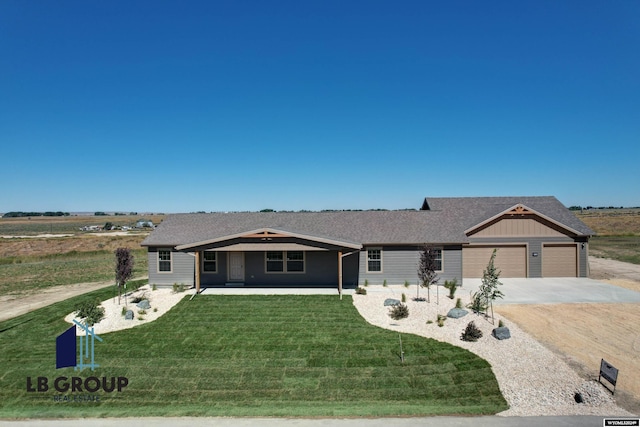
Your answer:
[141,196,593,248]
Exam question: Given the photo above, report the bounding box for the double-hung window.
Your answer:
[203,251,217,272]
[367,248,382,272]
[158,249,172,272]
[433,248,443,272]
[266,251,305,273]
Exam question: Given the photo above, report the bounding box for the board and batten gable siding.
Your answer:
[358,246,462,286]
[147,247,194,287]
[467,236,588,278]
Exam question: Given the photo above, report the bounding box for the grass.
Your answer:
[0,291,507,418]
[589,235,640,265]
[574,209,640,265]
[0,248,147,297]
[0,215,165,236]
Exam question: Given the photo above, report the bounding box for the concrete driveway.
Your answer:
[462,278,640,305]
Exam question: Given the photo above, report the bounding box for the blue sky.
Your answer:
[1,1,638,213]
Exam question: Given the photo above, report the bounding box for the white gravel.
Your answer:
[64,285,194,336]
[352,285,635,417]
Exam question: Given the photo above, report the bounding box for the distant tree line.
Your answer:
[2,211,70,218]
[569,205,639,211]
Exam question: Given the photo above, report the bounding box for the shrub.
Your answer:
[364,279,369,287]
[467,291,488,314]
[153,308,158,312]
[355,287,367,295]
[498,319,505,328]
[137,316,145,320]
[444,278,458,299]
[138,309,147,315]
[461,321,483,342]
[426,320,433,324]
[401,293,406,302]
[455,298,463,309]
[382,279,388,287]
[403,280,410,288]
[388,303,409,320]
[75,299,105,326]
[172,283,186,293]
[121,306,127,316]
[152,284,157,291]
[437,314,446,327]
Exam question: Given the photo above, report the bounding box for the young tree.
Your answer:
[480,249,504,324]
[417,245,439,302]
[115,248,134,304]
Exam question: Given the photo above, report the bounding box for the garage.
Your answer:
[542,244,577,277]
[463,245,527,278]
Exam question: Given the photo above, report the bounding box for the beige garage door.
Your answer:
[543,244,577,277]
[463,246,527,278]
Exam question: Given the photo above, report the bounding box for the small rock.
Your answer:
[384,298,401,306]
[136,299,151,309]
[447,308,468,319]
[492,326,511,340]
[125,310,134,320]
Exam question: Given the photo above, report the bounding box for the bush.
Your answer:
[75,299,105,326]
[467,292,488,314]
[437,314,446,327]
[498,319,505,328]
[172,283,186,293]
[138,309,147,315]
[121,306,127,316]
[382,279,388,287]
[364,279,369,287]
[355,287,367,295]
[401,293,406,302]
[403,280,410,288]
[388,303,409,320]
[455,298,463,309]
[152,284,157,291]
[461,321,483,342]
[444,278,458,299]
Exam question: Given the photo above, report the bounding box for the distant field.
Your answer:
[575,209,640,265]
[0,214,165,236]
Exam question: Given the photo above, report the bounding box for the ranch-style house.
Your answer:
[141,196,594,294]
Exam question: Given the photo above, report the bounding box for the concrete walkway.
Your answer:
[462,277,640,305]
[1,415,634,427]
[199,287,354,296]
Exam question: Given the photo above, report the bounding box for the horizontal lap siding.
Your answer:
[359,246,461,286]
[147,248,194,287]
[200,252,227,286]
[244,251,340,286]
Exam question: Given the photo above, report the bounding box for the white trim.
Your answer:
[157,248,172,274]
[201,250,218,274]
[366,247,383,273]
[227,252,245,282]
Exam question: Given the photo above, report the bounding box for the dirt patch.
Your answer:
[0,234,147,258]
[494,256,640,415]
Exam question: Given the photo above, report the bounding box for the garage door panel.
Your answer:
[463,246,526,278]
[543,244,577,277]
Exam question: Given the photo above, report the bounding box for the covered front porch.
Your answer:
[175,228,362,297]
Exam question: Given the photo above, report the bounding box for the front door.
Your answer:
[228,252,245,282]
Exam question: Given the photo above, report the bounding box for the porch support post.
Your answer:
[338,251,343,300]
[195,251,201,293]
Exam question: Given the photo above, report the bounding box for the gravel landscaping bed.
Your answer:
[352,285,634,417]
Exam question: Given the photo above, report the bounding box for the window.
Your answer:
[434,248,443,271]
[367,248,382,272]
[266,251,305,273]
[158,249,172,272]
[286,251,304,272]
[266,251,284,272]
[203,251,217,272]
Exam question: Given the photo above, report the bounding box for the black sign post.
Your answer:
[599,359,619,395]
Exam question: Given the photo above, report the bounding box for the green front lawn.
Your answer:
[0,290,507,418]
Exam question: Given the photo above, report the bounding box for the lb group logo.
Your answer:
[26,320,129,402]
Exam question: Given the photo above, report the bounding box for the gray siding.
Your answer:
[243,251,339,287]
[200,252,228,286]
[467,236,588,278]
[359,246,461,286]
[147,247,194,287]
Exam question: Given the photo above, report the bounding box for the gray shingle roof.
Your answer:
[141,196,593,248]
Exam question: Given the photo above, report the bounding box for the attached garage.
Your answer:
[542,244,577,277]
[463,245,527,278]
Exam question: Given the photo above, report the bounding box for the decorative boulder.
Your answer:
[492,326,511,340]
[136,299,151,309]
[125,310,134,320]
[384,298,401,307]
[447,308,469,319]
